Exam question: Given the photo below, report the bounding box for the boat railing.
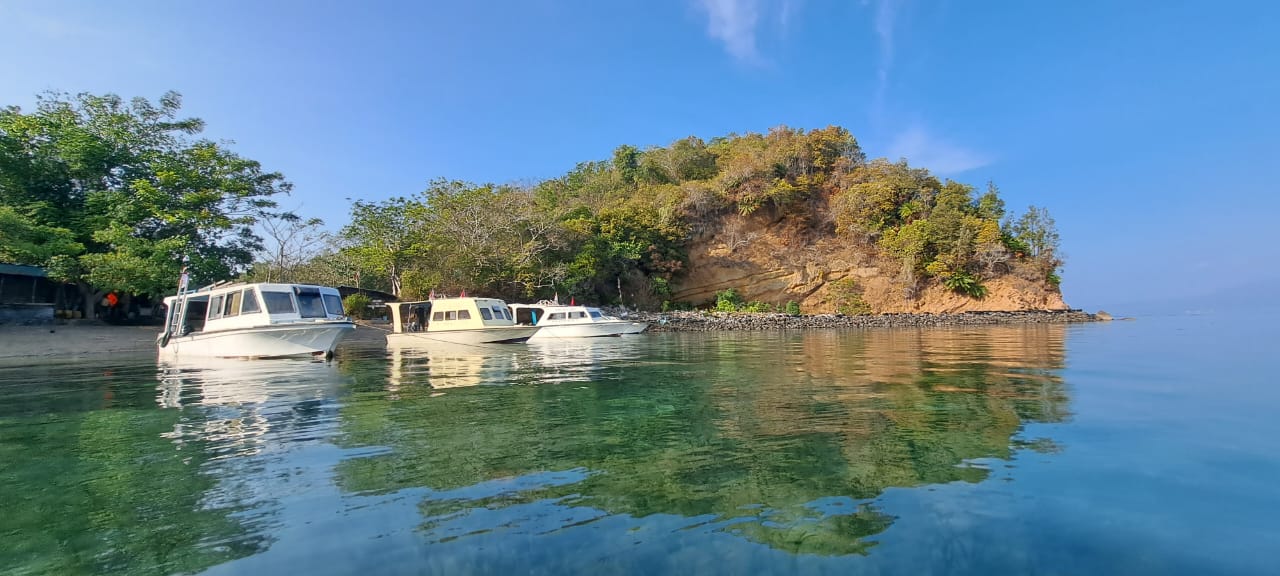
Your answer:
[176,279,243,297]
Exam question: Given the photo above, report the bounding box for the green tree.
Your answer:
[612,144,640,184]
[0,205,82,265]
[975,182,1006,221]
[0,91,289,313]
[412,179,566,298]
[1010,205,1060,260]
[342,292,372,319]
[341,196,418,296]
[834,159,941,234]
[666,136,718,181]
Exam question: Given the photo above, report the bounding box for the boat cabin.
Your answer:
[389,297,519,333]
[164,283,346,336]
[509,303,608,326]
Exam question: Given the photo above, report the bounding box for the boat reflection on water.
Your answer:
[522,336,646,383]
[157,357,342,407]
[386,336,647,390]
[386,340,521,390]
[156,358,347,459]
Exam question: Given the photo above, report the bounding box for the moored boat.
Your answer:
[386,297,539,346]
[157,282,354,359]
[608,315,651,334]
[508,302,637,339]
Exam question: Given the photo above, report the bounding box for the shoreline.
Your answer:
[616,309,1100,332]
[0,310,1100,363]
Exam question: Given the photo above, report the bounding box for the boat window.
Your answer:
[296,290,326,318]
[548,313,565,320]
[458,310,471,320]
[208,295,224,320]
[445,311,457,321]
[479,308,492,320]
[184,300,208,333]
[491,306,504,317]
[574,311,587,319]
[224,290,242,317]
[262,291,296,314]
[432,311,444,321]
[241,289,261,314]
[589,310,602,318]
[322,294,344,316]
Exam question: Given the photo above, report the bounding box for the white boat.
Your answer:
[607,315,650,335]
[157,282,354,359]
[508,302,638,339]
[386,297,539,346]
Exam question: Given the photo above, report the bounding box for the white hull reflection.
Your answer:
[156,357,347,457]
[387,342,522,390]
[387,336,645,391]
[157,357,342,407]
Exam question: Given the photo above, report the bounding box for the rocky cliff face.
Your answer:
[670,211,1067,313]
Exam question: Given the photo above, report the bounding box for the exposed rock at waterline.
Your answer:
[614,309,1099,332]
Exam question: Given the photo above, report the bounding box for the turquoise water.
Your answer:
[1,316,1277,575]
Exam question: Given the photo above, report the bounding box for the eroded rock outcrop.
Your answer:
[670,212,1067,313]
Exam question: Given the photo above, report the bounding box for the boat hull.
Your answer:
[385,325,540,347]
[620,322,650,335]
[527,321,631,340]
[158,322,355,359]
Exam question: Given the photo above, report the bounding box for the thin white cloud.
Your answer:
[778,0,799,36]
[0,5,108,41]
[866,0,897,116]
[887,125,990,174]
[696,0,762,61]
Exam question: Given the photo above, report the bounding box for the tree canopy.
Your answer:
[0,91,291,311]
[313,125,1060,306]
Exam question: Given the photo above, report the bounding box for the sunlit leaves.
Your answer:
[0,90,290,298]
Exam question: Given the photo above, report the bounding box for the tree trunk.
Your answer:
[78,281,106,320]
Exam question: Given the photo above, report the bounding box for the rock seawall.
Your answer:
[615,309,1098,332]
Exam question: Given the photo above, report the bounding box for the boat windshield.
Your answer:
[322,293,343,316]
[589,310,603,318]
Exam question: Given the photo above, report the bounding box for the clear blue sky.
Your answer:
[3,0,1277,311]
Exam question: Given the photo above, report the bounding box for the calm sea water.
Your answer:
[1,314,1277,575]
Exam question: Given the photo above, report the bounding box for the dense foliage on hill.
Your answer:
[0,90,1061,312]
[315,125,1061,307]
